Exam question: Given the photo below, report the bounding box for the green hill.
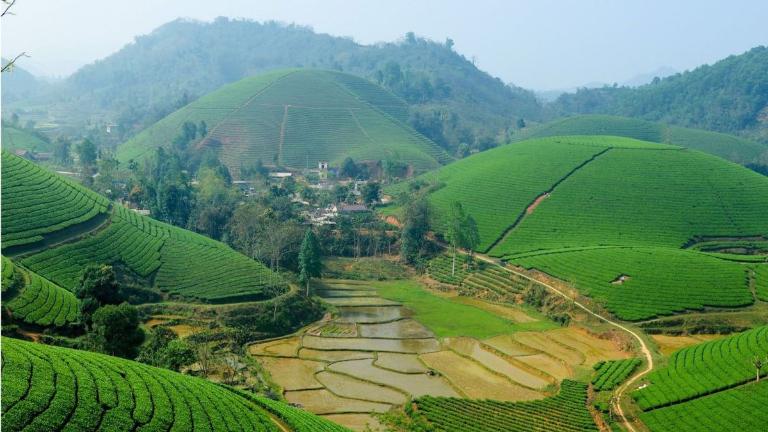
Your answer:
[1,255,79,327]
[395,136,768,320]
[1,336,350,432]
[515,115,768,165]
[2,151,283,303]
[634,326,768,432]
[1,126,53,153]
[117,69,452,176]
[553,46,768,143]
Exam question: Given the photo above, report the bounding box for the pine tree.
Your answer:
[298,229,322,296]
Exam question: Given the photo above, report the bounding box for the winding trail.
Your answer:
[469,252,654,432]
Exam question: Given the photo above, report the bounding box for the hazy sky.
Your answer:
[2,0,767,89]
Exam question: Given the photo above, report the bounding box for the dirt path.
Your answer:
[470,252,653,432]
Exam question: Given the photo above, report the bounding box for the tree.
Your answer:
[400,197,431,265]
[77,138,98,169]
[361,182,381,206]
[754,355,765,383]
[52,137,72,165]
[339,157,358,178]
[91,303,145,358]
[298,229,322,296]
[160,339,196,372]
[464,215,480,265]
[75,265,123,325]
[445,202,467,276]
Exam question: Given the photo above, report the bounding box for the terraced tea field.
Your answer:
[1,256,79,327]
[249,279,629,431]
[632,325,768,410]
[629,326,768,432]
[395,136,768,320]
[2,151,284,303]
[118,69,450,175]
[0,337,350,432]
[1,126,53,153]
[515,114,768,165]
[410,380,598,432]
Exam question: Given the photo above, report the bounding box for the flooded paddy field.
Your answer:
[249,278,630,431]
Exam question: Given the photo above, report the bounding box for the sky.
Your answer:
[2,0,767,90]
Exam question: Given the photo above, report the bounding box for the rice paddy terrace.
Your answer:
[249,279,628,430]
[633,326,768,431]
[394,135,768,320]
[515,115,768,165]
[0,336,351,432]
[1,151,284,304]
[117,69,451,176]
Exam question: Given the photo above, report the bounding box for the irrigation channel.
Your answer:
[471,251,654,432]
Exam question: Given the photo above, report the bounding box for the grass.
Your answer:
[371,279,555,338]
[515,114,768,165]
[118,69,450,175]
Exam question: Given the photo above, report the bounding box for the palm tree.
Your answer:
[753,355,765,383]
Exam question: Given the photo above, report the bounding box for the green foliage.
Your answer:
[514,114,768,165]
[91,303,145,358]
[591,358,641,391]
[754,265,768,301]
[1,256,79,327]
[400,197,432,265]
[298,229,322,292]
[640,380,768,432]
[632,326,768,410]
[118,69,451,175]
[1,150,110,248]
[410,380,598,431]
[0,336,292,431]
[553,46,768,142]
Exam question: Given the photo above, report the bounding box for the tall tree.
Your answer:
[91,303,145,359]
[400,197,431,265]
[445,202,467,276]
[464,215,481,265]
[298,229,322,296]
[75,264,123,326]
[52,137,72,165]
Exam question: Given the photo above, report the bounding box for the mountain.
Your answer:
[0,61,46,104]
[5,18,544,154]
[117,69,452,175]
[1,336,351,432]
[514,115,768,166]
[1,151,283,303]
[392,136,768,320]
[552,46,768,143]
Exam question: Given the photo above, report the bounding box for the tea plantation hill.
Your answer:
[1,126,54,154]
[117,69,452,177]
[1,151,284,304]
[392,135,768,321]
[514,115,768,166]
[1,336,351,432]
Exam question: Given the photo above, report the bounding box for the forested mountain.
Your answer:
[553,46,768,143]
[0,61,46,104]
[5,18,544,155]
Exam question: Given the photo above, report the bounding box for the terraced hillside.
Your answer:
[117,69,451,175]
[515,115,768,165]
[410,380,598,432]
[0,337,350,432]
[2,151,284,303]
[1,256,79,327]
[394,136,768,320]
[633,326,768,432]
[1,126,53,153]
